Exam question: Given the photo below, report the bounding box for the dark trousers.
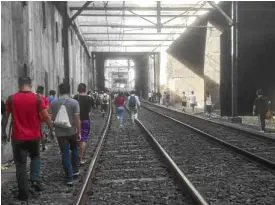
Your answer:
[12,138,40,197]
[57,135,79,180]
[259,112,266,131]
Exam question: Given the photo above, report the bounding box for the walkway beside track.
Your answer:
[147,101,275,138]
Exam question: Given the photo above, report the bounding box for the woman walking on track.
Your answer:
[114,92,126,128]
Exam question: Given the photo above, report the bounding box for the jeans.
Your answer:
[259,112,266,131]
[116,106,124,125]
[129,108,138,124]
[57,135,79,180]
[12,138,40,197]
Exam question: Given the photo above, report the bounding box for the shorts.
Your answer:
[81,120,90,142]
[182,102,187,107]
[206,105,212,113]
[191,103,196,108]
[40,122,49,135]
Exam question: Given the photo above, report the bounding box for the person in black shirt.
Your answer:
[73,83,94,164]
[1,99,5,117]
[253,89,268,132]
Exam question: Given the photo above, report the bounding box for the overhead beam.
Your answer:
[85,39,175,41]
[88,44,170,47]
[70,6,212,11]
[70,1,93,22]
[83,32,182,35]
[78,24,213,28]
[207,1,233,26]
[127,10,156,25]
[78,14,200,17]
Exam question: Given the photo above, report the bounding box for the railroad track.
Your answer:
[74,106,208,205]
[137,107,275,205]
[142,102,275,170]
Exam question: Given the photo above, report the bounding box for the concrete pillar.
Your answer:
[134,55,149,99]
[95,54,105,90]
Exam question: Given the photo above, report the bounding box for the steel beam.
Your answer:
[78,14,200,18]
[127,10,156,25]
[88,44,170,47]
[79,24,213,28]
[85,39,175,41]
[231,1,238,117]
[157,1,161,32]
[207,1,233,26]
[70,1,93,22]
[70,6,212,11]
[83,32,182,35]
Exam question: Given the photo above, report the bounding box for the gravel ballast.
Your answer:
[88,112,192,205]
[1,110,106,205]
[138,108,275,205]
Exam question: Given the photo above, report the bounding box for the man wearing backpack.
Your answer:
[127,91,141,125]
[1,77,54,201]
[49,83,81,186]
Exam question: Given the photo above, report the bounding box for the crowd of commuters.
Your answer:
[0,76,116,201]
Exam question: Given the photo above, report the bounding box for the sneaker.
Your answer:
[42,146,47,152]
[31,180,44,192]
[80,160,87,165]
[119,124,123,128]
[66,179,73,186]
[260,130,265,133]
[17,193,28,201]
[73,170,80,176]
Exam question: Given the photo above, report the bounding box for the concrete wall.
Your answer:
[160,53,204,107]
[1,1,91,163]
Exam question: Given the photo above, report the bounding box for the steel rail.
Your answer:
[136,119,209,205]
[142,100,275,142]
[142,105,275,171]
[74,103,112,205]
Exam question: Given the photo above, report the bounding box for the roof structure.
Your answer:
[68,1,216,53]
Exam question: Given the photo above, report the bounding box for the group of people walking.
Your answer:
[1,77,107,201]
[113,91,141,128]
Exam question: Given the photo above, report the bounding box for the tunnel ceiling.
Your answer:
[68,1,215,53]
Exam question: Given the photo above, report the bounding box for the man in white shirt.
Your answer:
[205,91,212,119]
[101,92,109,117]
[189,91,196,112]
[148,92,152,102]
[127,91,141,125]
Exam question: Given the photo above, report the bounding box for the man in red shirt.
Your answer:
[36,86,50,151]
[1,77,54,201]
[114,92,126,128]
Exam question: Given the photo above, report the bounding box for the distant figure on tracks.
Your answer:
[253,89,268,133]
[2,77,54,201]
[47,90,56,104]
[74,83,94,165]
[189,91,197,113]
[49,83,81,186]
[127,91,141,125]
[148,91,152,102]
[205,91,212,119]
[182,92,187,112]
[101,92,109,117]
[114,92,126,128]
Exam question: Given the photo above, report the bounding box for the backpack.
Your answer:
[103,96,108,104]
[128,96,137,108]
[54,99,71,128]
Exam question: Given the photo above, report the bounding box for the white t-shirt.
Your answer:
[205,95,212,106]
[189,94,196,104]
[148,93,152,98]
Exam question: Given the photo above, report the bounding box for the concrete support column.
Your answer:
[95,54,105,90]
[62,2,70,84]
[134,55,149,99]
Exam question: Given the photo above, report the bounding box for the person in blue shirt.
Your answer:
[47,90,56,104]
